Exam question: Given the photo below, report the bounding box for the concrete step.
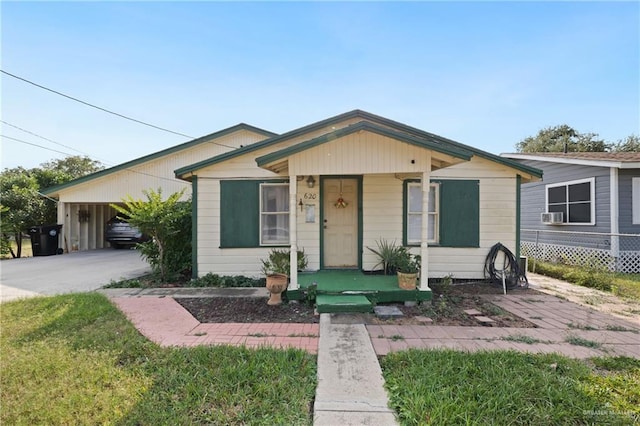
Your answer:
[316,294,373,314]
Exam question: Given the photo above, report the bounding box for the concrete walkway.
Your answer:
[99,276,640,425]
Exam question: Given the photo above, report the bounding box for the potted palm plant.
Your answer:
[395,247,421,290]
[261,248,308,305]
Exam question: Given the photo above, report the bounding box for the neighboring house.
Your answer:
[173,110,541,290]
[501,152,640,273]
[42,124,276,252]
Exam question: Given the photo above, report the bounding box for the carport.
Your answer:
[41,124,276,252]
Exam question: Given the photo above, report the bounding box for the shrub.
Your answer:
[190,274,264,288]
[112,189,192,282]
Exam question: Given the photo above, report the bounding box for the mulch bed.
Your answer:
[175,282,540,327]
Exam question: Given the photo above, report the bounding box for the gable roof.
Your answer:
[502,152,640,169]
[256,121,472,168]
[176,109,542,179]
[42,123,276,195]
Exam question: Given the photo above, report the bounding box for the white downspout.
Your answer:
[420,156,432,291]
[289,175,299,290]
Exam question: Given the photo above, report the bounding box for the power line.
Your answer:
[2,133,189,185]
[1,69,195,139]
[1,120,97,160]
[1,134,76,157]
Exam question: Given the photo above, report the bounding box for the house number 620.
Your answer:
[303,193,317,200]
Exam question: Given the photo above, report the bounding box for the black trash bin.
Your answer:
[28,224,63,256]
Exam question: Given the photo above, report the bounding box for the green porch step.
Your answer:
[316,294,373,314]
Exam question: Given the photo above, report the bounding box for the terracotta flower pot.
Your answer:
[265,273,288,305]
[397,272,418,290]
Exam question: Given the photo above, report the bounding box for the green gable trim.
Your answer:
[175,109,541,180]
[43,123,276,195]
[191,176,198,279]
[219,179,288,248]
[256,121,472,167]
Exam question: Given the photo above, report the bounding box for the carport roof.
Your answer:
[42,123,276,196]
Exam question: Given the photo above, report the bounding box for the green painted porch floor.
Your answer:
[292,270,432,309]
[299,270,398,292]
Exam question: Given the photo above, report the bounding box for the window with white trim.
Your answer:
[407,183,439,244]
[260,183,289,245]
[546,178,595,225]
[633,177,640,225]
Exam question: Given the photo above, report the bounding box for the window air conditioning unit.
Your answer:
[541,212,563,224]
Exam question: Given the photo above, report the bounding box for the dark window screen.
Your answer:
[569,182,590,202]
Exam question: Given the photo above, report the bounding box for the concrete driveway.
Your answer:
[0,249,151,303]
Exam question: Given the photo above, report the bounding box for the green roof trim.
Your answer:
[255,121,472,167]
[42,123,276,195]
[174,109,542,179]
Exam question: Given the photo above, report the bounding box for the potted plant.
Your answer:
[366,239,403,275]
[261,248,308,305]
[396,247,421,290]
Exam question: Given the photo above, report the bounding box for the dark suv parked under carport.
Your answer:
[105,216,148,248]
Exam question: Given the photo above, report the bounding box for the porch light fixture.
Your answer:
[306,175,316,188]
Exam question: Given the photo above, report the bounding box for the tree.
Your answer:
[0,169,48,258]
[516,125,609,153]
[112,188,191,281]
[0,156,103,258]
[611,135,640,152]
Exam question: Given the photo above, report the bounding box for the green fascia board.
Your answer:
[352,110,544,179]
[174,110,367,178]
[175,109,542,179]
[256,121,473,167]
[42,123,276,195]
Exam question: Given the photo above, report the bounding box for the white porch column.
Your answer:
[289,175,299,290]
[420,161,431,291]
[57,201,66,252]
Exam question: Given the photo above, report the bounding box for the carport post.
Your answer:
[57,201,67,253]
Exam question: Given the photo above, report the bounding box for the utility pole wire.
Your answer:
[2,133,189,185]
[1,134,76,157]
[1,69,195,139]
[1,120,97,160]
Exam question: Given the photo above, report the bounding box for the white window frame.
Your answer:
[545,177,595,225]
[407,182,439,245]
[633,177,640,225]
[259,183,290,245]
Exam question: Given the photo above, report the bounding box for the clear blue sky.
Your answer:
[2,1,638,170]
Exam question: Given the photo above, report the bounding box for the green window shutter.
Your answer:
[438,180,479,247]
[220,180,260,248]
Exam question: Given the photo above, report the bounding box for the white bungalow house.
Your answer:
[173,110,542,291]
[43,110,541,294]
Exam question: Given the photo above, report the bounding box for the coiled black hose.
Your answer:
[484,243,528,290]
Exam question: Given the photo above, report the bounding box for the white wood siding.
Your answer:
[197,178,320,276]
[288,132,458,175]
[196,156,519,280]
[56,129,266,203]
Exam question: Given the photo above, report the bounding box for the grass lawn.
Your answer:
[382,349,640,425]
[1,238,33,259]
[532,261,640,302]
[0,293,317,425]
[3,293,639,425]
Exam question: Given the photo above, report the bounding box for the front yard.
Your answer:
[2,293,639,425]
